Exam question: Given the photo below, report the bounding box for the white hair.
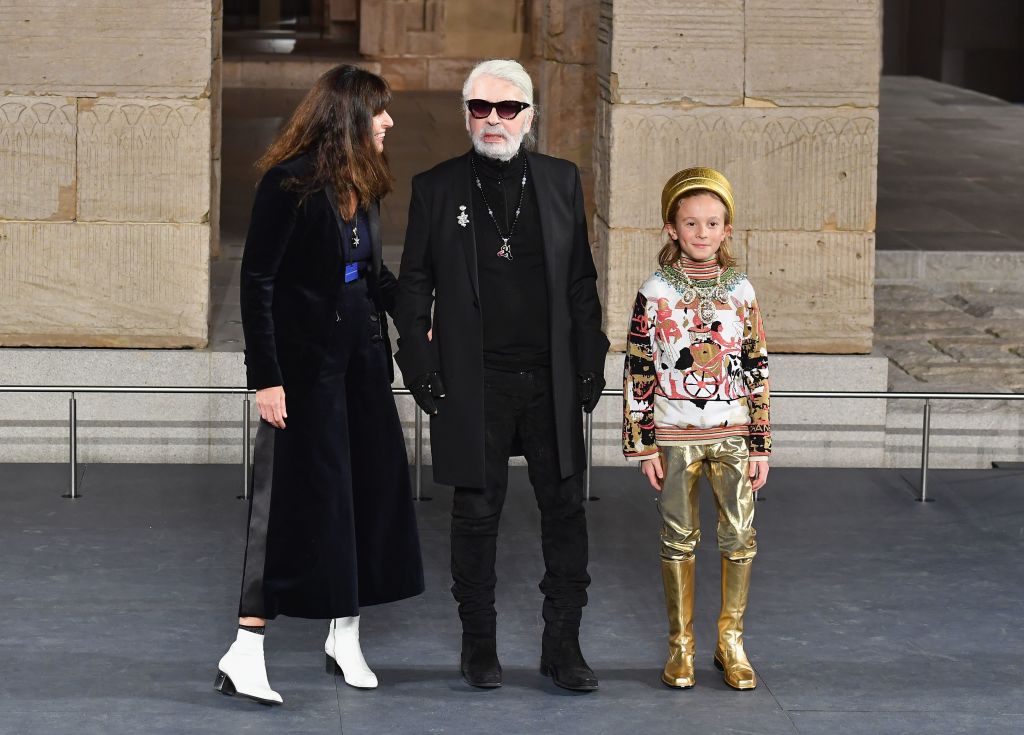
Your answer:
[462,59,534,105]
[462,59,538,158]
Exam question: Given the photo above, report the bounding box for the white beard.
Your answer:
[471,124,525,162]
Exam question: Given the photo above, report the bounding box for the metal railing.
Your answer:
[592,389,1024,504]
[1,386,1022,504]
[2,386,251,500]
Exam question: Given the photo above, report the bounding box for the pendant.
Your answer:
[352,225,360,248]
[698,298,717,323]
[457,205,469,228]
[681,287,697,305]
[497,238,513,261]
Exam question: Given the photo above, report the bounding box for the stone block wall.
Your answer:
[360,0,446,58]
[594,0,881,353]
[361,0,526,91]
[532,0,600,221]
[211,0,224,258]
[0,1,217,347]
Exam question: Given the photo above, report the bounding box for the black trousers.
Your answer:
[451,367,590,638]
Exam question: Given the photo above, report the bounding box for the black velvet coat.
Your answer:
[238,153,424,619]
[240,153,397,390]
[393,150,610,488]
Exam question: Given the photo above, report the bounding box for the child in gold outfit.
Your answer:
[622,167,770,690]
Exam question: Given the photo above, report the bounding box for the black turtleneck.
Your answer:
[471,149,550,371]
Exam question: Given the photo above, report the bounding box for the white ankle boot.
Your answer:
[325,616,378,689]
[215,629,283,705]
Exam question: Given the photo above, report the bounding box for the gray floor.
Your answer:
[877,76,1024,253]
[2,464,1023,734]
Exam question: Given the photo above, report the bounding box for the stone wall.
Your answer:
[0,1,217,347]
[211,0,224,258]
[531,0,600,220]
[360,0,527,91]
[594,0,881,353]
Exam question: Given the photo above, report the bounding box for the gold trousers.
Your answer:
[657,436,757,562]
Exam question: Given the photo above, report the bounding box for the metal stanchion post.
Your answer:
[585,410,599,501]
[917,398,934,502]
[413,408,431,501]
[240,396,251,500]
[62,393,79,499]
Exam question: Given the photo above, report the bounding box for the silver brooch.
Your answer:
[457,205,469,228]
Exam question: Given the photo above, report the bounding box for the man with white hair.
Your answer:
[394,59,609,691]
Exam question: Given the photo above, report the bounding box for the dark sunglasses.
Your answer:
[466,99,531,120]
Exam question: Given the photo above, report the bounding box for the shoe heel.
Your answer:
[214,670,237,696]
[326,653,341,676]
[713,656,724,672]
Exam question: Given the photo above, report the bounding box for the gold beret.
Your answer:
[661,167,735,224]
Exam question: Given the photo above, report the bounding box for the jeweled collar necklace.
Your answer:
[658,256,744,322]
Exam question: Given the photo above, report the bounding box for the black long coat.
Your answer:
[240,153,396,390]
[393,150,610,488]
[238,152,423,619]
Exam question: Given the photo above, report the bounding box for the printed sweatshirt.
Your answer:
[622,256,771,460]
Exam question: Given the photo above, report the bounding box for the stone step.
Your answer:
[876,250,1024,290]
[884,394,1024,470]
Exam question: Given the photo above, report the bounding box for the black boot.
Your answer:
[540,631,598,691]
[460,634,502,688]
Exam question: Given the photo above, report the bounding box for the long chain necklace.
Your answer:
[340,201,359,248]
[471,155,528,261]
[666,260,729,323]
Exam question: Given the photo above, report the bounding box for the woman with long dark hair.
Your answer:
[214,65,424,706]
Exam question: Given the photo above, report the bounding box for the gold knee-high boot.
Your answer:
[714,557,757,690]
[660,557,696,688]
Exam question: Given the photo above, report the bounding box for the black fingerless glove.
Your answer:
[578,372,605,414]
[410,371,446,416]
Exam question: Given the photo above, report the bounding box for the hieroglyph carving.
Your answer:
[77,99,211,223]
[598,104,878,232]
[0,97,77,221]
[0,222,209,346]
